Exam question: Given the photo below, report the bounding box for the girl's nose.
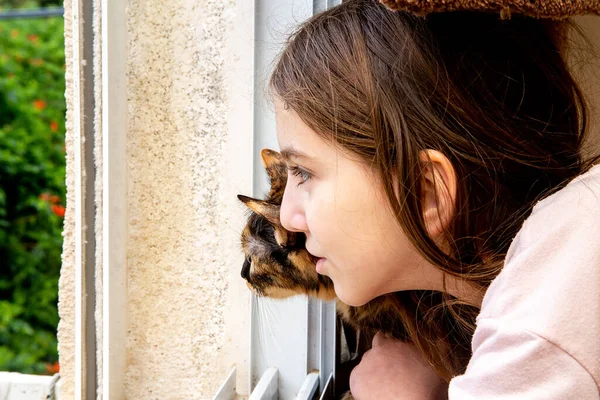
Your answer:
[280,186,308,233]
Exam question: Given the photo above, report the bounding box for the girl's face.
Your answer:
[276,99,444,307]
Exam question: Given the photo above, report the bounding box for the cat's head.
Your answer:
[237,149,336,300]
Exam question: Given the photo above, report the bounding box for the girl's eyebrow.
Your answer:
[280,147,315,162]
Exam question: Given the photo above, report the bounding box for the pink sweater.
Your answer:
[449,164,600,399]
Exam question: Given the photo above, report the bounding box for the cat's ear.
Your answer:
[273,226,298,247]
[261,148,285,169]
[238,195,281,225]
[261,149,287,203]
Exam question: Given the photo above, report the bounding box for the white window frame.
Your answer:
[70,0,109,397]
[72,0,128,397]
[101,0,128,398]
[215,1,342,399]
[72,0,129,397]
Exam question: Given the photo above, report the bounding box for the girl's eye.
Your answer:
[288,166,312,186]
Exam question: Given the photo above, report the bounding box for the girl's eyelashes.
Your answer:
[287,165,312,186]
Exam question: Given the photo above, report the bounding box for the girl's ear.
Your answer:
[237,195,281,225]
[417,150,457,241]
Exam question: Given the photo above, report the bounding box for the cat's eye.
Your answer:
[287,165,312,186]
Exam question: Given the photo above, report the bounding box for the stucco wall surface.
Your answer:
[56,0,75,397]
[125,0,241,398]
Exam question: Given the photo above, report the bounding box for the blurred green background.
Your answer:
[0,0,65,374]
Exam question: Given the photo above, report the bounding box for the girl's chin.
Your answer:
[323,266,376,307]
[334,286,372,307]
[316,257,327,274]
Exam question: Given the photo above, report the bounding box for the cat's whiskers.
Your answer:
[252,296,273,362]
[253,297,283,357]
[261,297,282,353]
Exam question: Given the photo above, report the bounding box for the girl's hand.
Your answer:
[349,333,448,400]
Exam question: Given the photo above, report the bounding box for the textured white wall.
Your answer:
[125,0,250,398]
[57,0,75,397]
[58,0,256,397]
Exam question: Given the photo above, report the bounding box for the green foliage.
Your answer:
[1,0,63,9]
[0,14,65,374]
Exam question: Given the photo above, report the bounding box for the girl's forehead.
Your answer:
[275,106,318,147]
[273,98,357,167]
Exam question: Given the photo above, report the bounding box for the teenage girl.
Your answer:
[269,0,600,398]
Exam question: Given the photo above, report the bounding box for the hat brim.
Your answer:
[379,0,600,19]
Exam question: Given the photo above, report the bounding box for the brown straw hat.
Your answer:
[379,0,600,19]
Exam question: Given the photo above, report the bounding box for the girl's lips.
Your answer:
[307,251,322,264]
[316,258,327,274]
[308,254,320,264]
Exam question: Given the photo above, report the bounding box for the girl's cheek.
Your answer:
[304,193,323,231]
[308,196,333,239]
[303,203,317,233]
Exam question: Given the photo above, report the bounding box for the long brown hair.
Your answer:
[268,0,600,380]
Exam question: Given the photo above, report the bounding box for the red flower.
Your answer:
[33,99,46,111]
[50,121,59,132]
[10,30,19,38]
[45,362,60,374]
[39,193,52,202]
[27,34,39,43]
[51,205,65,218]
[41,193,61,204]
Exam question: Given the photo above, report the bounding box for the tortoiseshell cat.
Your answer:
[238,149,413,339]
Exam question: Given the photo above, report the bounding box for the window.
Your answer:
[214,1,346,399]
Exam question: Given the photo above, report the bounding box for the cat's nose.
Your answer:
[241,258,251,280]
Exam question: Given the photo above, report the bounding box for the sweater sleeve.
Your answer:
[448,319,599,399]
